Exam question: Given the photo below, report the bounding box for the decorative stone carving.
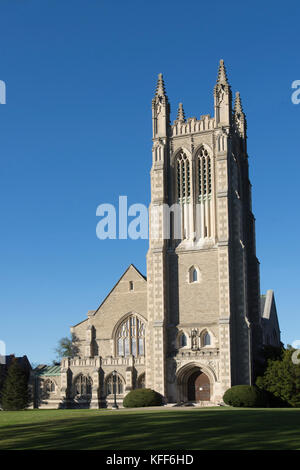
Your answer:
[191,329,199,350]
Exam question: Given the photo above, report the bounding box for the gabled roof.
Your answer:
[260,290,280,331]
[72,264,147,327]
[261,290,275,320]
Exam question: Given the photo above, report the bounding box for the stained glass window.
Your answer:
[116,315,145,357]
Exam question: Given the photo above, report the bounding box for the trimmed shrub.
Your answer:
[123,388,163,408]
[223,385,267,408]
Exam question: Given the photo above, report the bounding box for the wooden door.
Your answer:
[195,372,210,401]
[187,370,210,401]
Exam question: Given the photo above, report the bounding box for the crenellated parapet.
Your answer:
[63,357,101,369]
[101,355,145,367]
[171,115,216,137]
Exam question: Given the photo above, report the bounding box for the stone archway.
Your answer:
[176,363,215,403]
[187,370,210,401]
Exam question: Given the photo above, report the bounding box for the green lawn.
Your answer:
[0,407,299,450]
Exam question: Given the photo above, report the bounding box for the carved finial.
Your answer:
[216,59,229,85]
[176,102,185,122]
[234,92,243,114]
[214,59,232,125]
[155,73,167,97]
[152,73,170,138]
[234,92,246,138]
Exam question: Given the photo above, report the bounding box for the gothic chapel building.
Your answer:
[35,60,281,408]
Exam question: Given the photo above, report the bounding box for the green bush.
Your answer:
[223,385,266,408]
[123,388,163,408]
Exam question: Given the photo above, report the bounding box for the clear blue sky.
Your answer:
[0,0,299,365]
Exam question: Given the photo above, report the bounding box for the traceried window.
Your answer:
[176,151,190,202]
[197,147,212,199]
[195,147,213,239]
[74,374,92,397]
[44,379,55,393]
[175,150,191,240]
[106,374,124,395]
[116,315,145,357]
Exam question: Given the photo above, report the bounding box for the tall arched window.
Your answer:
[176,151,190,201]
[196,147,213,239]
[176,150,191,240]
[200,330,212,347]
[198,148,212,198]
[203,332,211,346]
[178,332,187,348]
[106,374,124,395]
[116,315,145,357]
[74,374,92,397]
[189,266,200,284]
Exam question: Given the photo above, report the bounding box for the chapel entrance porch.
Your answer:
[176,364,212,404]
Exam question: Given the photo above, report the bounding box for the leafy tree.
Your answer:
[1,359,30,410]
[54,333,80,361]
[261,345,284,362]
[0,366,6,401]
[256,348,300,407]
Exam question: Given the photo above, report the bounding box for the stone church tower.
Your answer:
[147,60,263,402]
[34,60,281,408]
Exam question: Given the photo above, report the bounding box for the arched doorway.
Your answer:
[187,370,210,401]
[176,364,213,403]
